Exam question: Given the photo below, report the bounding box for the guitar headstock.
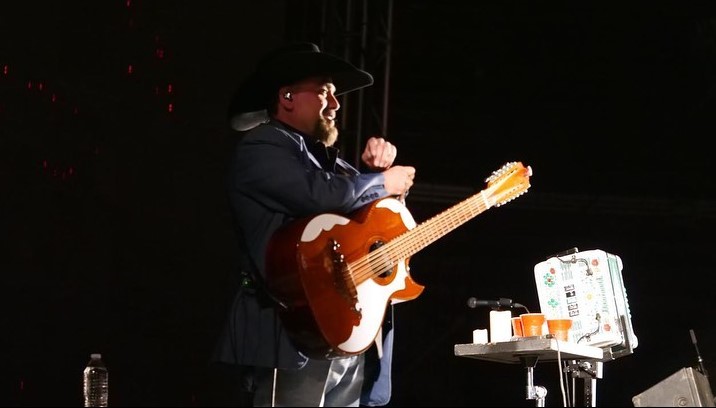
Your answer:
[484,161,532,207]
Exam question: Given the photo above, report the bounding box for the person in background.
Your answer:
[211,42,416,407]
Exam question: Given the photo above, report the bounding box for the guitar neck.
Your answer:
[349,161,530,282]
[386,190,491,261]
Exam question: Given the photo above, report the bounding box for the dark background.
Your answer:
[2,1,715,406]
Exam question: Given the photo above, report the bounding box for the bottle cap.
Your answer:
[91,353,102,359]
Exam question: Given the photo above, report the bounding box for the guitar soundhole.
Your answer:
[369,241,393,278]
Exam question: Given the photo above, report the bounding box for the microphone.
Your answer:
[466,297,530,312]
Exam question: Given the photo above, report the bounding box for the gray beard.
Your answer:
[314,118,338,146]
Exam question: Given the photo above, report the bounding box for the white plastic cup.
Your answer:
[489,310,513,343]
[472,328,488,344]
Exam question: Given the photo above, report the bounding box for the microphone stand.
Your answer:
[690,329,709,379]
[690,329,715,404]
[521,355,547,407]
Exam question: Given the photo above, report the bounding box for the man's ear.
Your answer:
[278,87,293,101]
[278,87,293,110]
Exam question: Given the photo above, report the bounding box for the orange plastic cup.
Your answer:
[547,318,573,342]
[520,313,545,336]
[511,317,524,337]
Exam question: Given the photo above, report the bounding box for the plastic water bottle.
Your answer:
[83,353,108,407]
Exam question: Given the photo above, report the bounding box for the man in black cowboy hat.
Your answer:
[212,42,416,406]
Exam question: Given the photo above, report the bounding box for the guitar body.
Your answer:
[264,161,532,359]
[265,197,425,359]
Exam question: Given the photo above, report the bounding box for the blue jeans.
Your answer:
[253,354,365,407]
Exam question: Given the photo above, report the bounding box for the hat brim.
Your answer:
[228,50,373,131]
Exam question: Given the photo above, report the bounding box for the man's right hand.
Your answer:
[382,165,416,196]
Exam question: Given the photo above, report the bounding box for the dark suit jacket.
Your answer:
[212,120,395,403]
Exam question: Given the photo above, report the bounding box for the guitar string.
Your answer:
[345,163,527,285]
[346,192,490,284]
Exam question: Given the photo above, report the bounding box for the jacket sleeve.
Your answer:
[230,125,391,217]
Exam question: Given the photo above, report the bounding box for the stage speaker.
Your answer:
[632,367,715,407]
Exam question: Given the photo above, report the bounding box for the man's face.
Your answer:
[285,77,340,146]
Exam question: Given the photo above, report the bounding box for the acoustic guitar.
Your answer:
[265,161,532,359]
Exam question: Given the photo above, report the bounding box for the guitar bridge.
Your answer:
[329,239,360,311]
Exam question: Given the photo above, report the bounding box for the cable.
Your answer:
[577,313,601,344]
[570,364,576,407]
[561,360,573,407]
[271,368,278,407]
[555,339,567,407]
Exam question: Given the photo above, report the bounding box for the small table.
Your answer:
[455,335,604,406]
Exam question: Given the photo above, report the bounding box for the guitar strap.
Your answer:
[234,225,288,310]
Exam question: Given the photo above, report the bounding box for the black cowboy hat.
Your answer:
[228,42,374,131]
